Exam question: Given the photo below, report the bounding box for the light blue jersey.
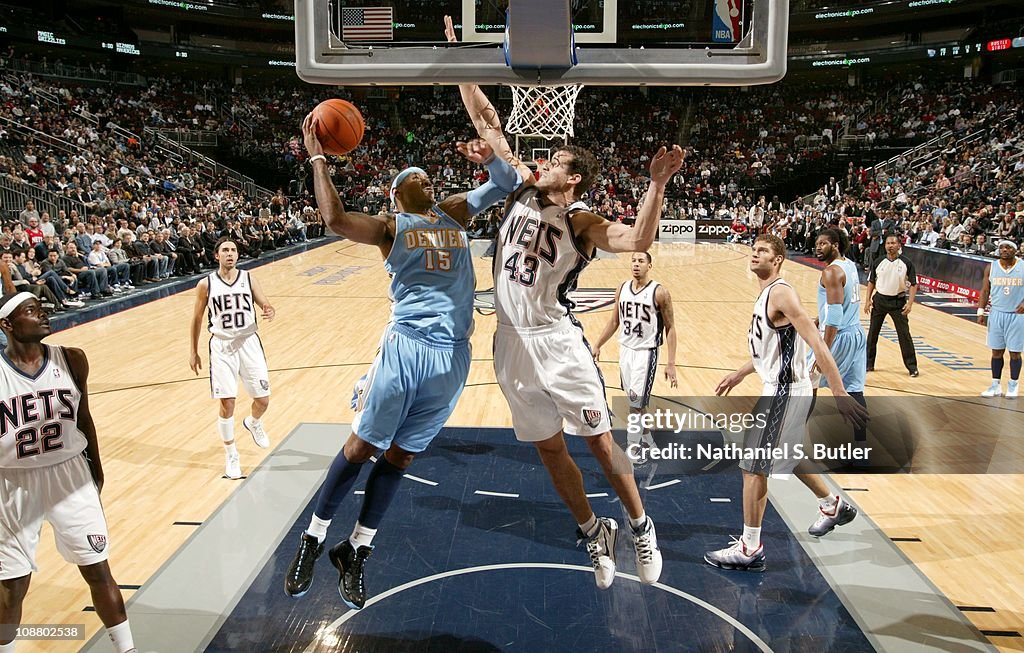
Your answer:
[817,257,862,333]
[385,207,475,344]
[989,259,1024,314]
[815,257,866,393]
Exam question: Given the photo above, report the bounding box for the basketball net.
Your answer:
[506,84,583,141]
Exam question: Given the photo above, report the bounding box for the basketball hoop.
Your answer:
[506,84,583,141]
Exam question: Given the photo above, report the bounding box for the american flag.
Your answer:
[341,7,393,41]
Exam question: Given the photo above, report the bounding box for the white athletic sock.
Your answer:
[741,525,761,551]
[0,639,15,652]
[218,417,235,445]
[106,619,135,653]
[306,515,331,543]
[349,521,377,548]
[578,514,598,537]
[818,494,839,514]
[629,512,647,530]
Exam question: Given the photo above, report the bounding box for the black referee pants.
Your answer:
[866,293,918,371]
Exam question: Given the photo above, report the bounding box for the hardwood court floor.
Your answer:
[22,239,1024,652]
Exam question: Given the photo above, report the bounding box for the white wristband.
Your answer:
[308,154,327,165]
[977,308,985,316]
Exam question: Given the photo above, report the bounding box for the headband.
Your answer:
[389,167,427,209]
[0,292,37,320]
[997,239,1019,249]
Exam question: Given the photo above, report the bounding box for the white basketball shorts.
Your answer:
[494,317,612,441]
[209,333,270,399]
[0,455,110,579]
[620,346,659,409]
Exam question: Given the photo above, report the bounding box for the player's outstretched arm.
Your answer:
[445,15,534,183]
[0,263,14,294]
[821,265,845,348]
[773,284,869,428]
[189,277,209,375]
[64,347,104,492]
[592,285,622,362]
[440,138,524,225]
[303,113,392,247]
[657,285,679,388]
[716,360,755,396]
[250,274,276,321]
[578,146,684,253]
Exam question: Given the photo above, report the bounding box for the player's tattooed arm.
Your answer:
[64,346,104,493]
[978,265,991,325]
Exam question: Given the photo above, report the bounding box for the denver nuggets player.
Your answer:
[284,114,521,609]
[979,239,1024,398]
[0,293,137,653]
[452,56,683,588]
[706,236,868,572]
[592,251,678,447]
[189,238,276,480]
[813,229,868,446]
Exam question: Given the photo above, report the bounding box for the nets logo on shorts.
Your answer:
[582,408,603,428]
[87,534,107,554]
[260,380,270,391]
[629,390,639,401]
[474,288,616,315]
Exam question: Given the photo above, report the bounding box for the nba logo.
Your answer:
[712,0,742,43]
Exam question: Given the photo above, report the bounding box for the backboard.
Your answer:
[295,0,789,87]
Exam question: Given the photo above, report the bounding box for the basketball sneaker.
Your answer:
[285,533,323,597]
[329,539,373,609]
[224,452,242,479]
[981,382,1002,398]
[704,537,766,572]
[1008,380,1019,399]
[631,517,662,584]
[576,517,618,589]
[808,495,858,537]
[243,416,270,448]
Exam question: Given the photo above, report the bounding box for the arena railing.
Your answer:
[0,59,147,87]
[0,176,88,226]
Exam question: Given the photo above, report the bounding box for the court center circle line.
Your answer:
[305,562,774,653]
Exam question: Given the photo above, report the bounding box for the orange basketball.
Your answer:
[313,99,365,155]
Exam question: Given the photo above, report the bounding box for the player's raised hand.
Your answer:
[665,363,678,388]
[444,15,458,43]
[189,351,202,376]
[302,112,325,158]
[649,145,685,186]
[457,139,494,164]
[834,392,869,429]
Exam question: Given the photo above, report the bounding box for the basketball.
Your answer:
[313,98,365,155]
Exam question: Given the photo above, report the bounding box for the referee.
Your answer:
[864,233,920,376]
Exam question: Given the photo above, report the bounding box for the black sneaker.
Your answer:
[284,533,323,598]
[329,539,373,609]
[909,369,919,377]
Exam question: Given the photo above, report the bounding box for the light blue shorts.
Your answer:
[987,311,1024,352]
[351,323,471,454]
[813,326,867,393]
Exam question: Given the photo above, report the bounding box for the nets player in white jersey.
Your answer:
[189,238,276,479]
[449,18,684,589]
[592,251,678,447]
[706,235,868,572]
[0,293,136,653]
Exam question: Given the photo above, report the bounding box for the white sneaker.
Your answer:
[631,517,662,584]
[224,452,242,479]
[1008,380,1019,399]
[577,517,618,589]
[981,383,1002,398]
[65,299,86,307]
[244,416,270,448]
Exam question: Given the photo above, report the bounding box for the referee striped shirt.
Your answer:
[870,254,917,297]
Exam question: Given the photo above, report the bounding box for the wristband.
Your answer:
[977,308,985,316]
[308,154,327,165]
